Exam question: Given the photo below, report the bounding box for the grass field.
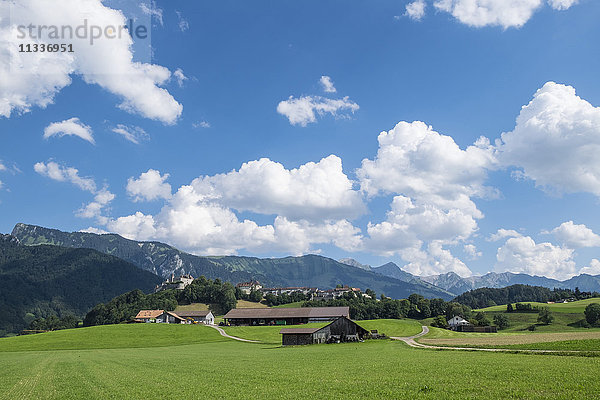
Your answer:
[1,323,600,399]
[475,298,600,313]
[273,301,304,308]
[0,324,227,352]
[173,303,210,312]
[236,300,267,308]
[419,329,600,348]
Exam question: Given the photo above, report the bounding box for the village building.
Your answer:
[155,274,195,292]
[447,316,470,330]
[223,306,350,326]
[260,287,318,296]
[175,311,214,325]
[236,280,262,294]
[134,310,186,324]
[280,316,369,346]
[311,286,361,301]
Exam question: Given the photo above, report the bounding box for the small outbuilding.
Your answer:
[280,316,369,346]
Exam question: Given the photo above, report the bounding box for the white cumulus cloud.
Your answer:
[191,155,365,221]
[319,76,337,93]
[107,184,362,256]
[34,161,114,221]
[126,169,172,202]
[405,0,427,21]
[579,259,600,276]
[277,96,359,127]
[548,221,600,248]
[495,235,576,280]
[43,117,94,144]
[498,82,600,197]
[464,244,482,260]
[401,242,473,277]
[487,228,522,242]
[1,0,182,124]
[433,0,578,29]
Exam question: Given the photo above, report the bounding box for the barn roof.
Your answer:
[166,312,186,321]
[279,328,322,334]
[135,310,164,319]
[223,306,350,319]
[175,310,212,318]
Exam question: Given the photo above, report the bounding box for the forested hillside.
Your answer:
[0,234,161,335]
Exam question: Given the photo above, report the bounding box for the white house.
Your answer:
[447,316,470,330]
[175,311,215,325]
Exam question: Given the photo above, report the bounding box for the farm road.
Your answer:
[208,325,260,343]
[391,326,591,354]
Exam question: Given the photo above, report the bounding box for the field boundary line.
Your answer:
[391,326,595,355]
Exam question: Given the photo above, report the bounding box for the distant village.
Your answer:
[155,274,370,302]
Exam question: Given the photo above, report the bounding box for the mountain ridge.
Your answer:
[11,223,455,300]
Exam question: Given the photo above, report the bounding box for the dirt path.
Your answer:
[207,325,260,343]
[391,326,590,354]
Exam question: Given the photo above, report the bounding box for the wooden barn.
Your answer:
[223,307,349,326]
[280,316,369,346]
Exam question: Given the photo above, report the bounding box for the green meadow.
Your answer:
[475,298,600,314]
[1,321,600,399]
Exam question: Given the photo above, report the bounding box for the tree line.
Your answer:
[83,276,236,326]
[453,284,599,309]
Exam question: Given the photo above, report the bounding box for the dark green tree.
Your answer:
[506,303,514,313]
[493,314,509,330]
[584,303,600,325]
[248,289,263,303]
[474,312,491,326]
[431,315,448,328]
[537,308,554,325]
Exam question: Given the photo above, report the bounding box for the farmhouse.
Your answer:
[280,316,369,346]
[447,316,469,330]
[223,306,350,326]
[175,311,214,325]
[134,310,186,324]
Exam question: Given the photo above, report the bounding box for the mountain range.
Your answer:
[11,224,455,301]
[339,258,600,295]
[421,271,600,294]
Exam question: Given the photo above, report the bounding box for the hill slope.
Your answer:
[11,224,455,300]
[0,234,161,335]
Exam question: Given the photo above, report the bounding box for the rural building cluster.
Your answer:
[134,309,214,325]
[237,281,364,301]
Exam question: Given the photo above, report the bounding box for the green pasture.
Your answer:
[1,323,600,399]
[0,324,226,352]
[475,298,600,313]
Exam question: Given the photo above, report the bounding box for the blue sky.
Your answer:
[1,0,600,280]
